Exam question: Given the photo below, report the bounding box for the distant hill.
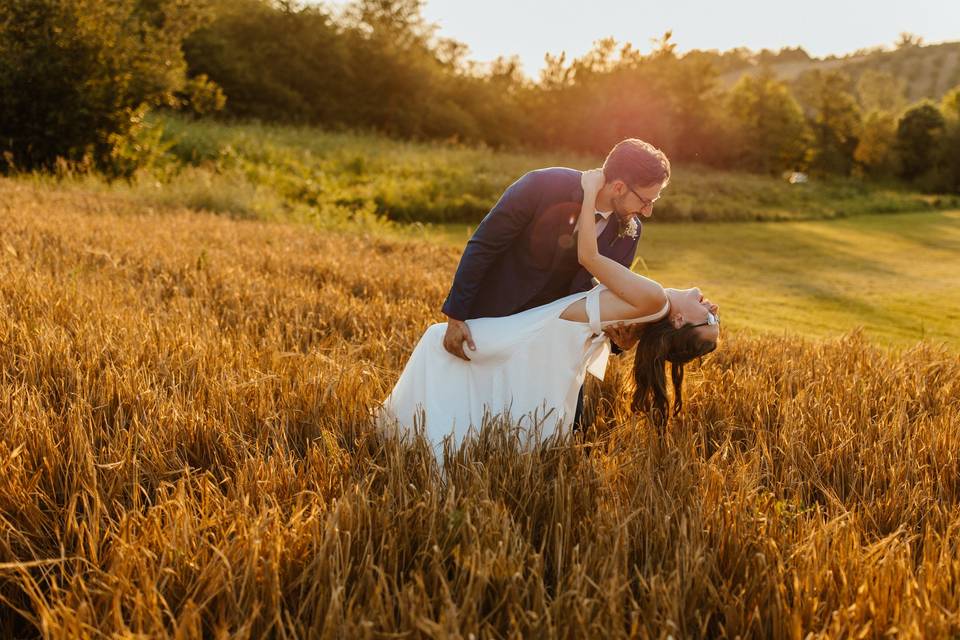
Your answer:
[716,41,960,104]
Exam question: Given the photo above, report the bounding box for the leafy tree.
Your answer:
[177,73,227,117]
[933,87,960,192]
[942,86,960,120]
[896,32,924,50]
[183,0,348,124]
[777,46,812,63]
[895,102,945,180]
[936,126,960,193]
[525,36,673,155]
[755,46,810,66]
[854,110,898,177]
[726,71,809,173]
[0,0,213,175]
[856,69,906,113]
[794,70,862,175]
[655,39,726,163]
[183,0,530,146]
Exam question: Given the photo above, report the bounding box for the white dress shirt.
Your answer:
[573,209,612,237]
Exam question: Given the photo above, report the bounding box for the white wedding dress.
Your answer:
[378,283,669,460]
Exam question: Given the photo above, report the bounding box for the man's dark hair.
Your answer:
[603,139,671,188]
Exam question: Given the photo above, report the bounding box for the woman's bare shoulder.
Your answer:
[600,288,666,322]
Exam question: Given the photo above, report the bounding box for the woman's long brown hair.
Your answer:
[631,317,717,431]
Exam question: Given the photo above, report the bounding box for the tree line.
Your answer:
[1,0,958,193]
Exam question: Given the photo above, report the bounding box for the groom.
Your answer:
[440,138,671,430]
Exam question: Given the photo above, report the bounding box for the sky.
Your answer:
[386,0,958,79]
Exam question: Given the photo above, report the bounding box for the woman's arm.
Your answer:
[577,169,668,313]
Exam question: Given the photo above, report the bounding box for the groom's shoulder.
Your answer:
[520,166,582,199]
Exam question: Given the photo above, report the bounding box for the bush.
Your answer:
[895,102,945,180]
[0,0,212,176]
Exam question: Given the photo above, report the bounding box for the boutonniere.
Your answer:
[616,214,640,240]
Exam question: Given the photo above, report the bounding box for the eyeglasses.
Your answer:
[691,311,720,329]
[626,185,660,209]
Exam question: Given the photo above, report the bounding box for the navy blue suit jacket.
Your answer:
[441,167,641,322]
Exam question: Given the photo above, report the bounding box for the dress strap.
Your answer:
[586,286,603,335]
[646,298,671,323]
[583,285,610,381]
[610,297,671,327]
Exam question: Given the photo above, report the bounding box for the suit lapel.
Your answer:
[598,214,620,249]
[563,214,623,267]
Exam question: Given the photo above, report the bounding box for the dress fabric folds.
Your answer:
[378,283,668,459]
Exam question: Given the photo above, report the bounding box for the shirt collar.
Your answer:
[572,182,613,221]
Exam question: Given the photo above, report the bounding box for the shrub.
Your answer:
[0,0,212,176]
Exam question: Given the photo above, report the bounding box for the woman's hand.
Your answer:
[577,168,604,266]
[581,168,605,195]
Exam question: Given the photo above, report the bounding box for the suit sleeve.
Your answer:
[441,172,542,321]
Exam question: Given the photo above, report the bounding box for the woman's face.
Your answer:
[666,287,720,341]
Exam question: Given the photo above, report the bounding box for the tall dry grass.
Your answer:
[1,177,959,638]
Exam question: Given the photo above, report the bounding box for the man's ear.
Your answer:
[670,313,683,329]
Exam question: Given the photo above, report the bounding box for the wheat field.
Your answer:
[1,178,959,638]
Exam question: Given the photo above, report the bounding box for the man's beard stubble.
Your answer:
[612,193,634,223]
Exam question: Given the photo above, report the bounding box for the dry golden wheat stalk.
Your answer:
[0,178,958,638]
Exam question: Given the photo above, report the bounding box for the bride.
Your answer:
[378,168,720,458]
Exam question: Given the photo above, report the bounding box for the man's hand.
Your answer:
[443,318,476,361]
[604,322,639,352]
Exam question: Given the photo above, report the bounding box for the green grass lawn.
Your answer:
[429,210,960,348]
